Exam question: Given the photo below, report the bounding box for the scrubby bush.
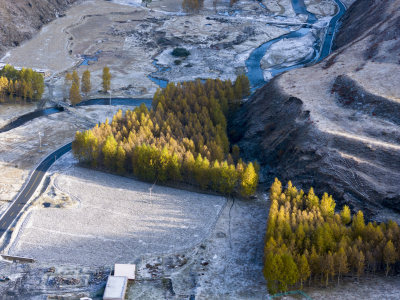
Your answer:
[171,47,190,57]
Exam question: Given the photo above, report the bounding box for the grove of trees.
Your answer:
[72,76,258,196]
[264,178,400,294]
[0,64,45,102]
[65,69,92,105]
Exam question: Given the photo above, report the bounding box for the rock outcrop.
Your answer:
[232,0,400,216]
[0,0,78,55]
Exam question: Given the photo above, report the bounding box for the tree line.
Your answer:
[72,76,258,196]
[65,66,111,105]
[0,64,44,102]
[263,178,400,294]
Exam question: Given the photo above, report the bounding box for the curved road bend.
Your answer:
[0,143,72,236]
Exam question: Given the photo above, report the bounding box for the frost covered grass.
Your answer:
[303,275,400,299]
[0,105,130,213]
[8,152,227,266]
[0,103,36,128]
[126,194,269,299]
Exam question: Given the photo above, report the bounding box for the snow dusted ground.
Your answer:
[305,0,338,16]
[264,0,296,16]
[279,275,400,299]
[0,105,132,215]
[127,194,269,299]
[0,103,36,128]
[7,152,227,266]
[261,32,316,69]
[1,0,340,101]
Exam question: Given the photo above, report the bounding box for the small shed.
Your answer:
[114,264,136,280]
[103,276,128,300]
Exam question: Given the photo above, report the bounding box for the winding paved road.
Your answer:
[0,98,151,239]
[0,143,72,236]
[0,0,347,240]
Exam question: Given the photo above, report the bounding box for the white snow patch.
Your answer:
[261,32,316,69]
[8,153,227,266]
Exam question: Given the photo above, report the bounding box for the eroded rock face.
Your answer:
[232,0,400,216]
[0,0,78,55]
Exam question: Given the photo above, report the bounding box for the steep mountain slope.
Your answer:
[232,0,400,216]
[0,0,78,55]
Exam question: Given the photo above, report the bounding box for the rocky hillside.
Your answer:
[0,0,78,55]
[232,0,400,216]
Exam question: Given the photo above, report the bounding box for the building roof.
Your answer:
[114,264,136,280]
[103,276,127,300]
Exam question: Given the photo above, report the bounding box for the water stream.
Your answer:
[246,0,345,89]
[0,107,64,133]
[147,60,169,88]
[148,0,345,91]
[0,0,345,133]
[78,51,102,67]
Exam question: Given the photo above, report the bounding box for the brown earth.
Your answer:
[0,0,78,55]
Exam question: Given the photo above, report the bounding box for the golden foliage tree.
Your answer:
[383,240,397,276]
[0,65,44,102]
[240,162,258,197]
[102,66,111,93]
[72,77,257,196]
[70,82,82,106]
[81,69,92,99]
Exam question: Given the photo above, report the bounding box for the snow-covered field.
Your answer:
[7,152,227,266]
[305,0,338,16]
[0,105,131,214]
[127,193,269,299]
[0,103,36,128]
[261,32,316,69]
[305,275,400,299]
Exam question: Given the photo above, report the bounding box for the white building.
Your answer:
[114,264,136,280]
[103,276,128,300]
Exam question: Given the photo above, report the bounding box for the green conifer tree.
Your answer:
[70,82,82,106]
[72,70,80,88]
[240,162,258,197]
[297,254,310,289]
[383,240,397,276]
[340,205,351,225]
[102,135,118,171]
[102,66,111,93]
[81,69,92,99]
[334,247,349,285]
[116,145,126,174]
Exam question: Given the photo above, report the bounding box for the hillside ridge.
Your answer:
[231,0,400,217]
